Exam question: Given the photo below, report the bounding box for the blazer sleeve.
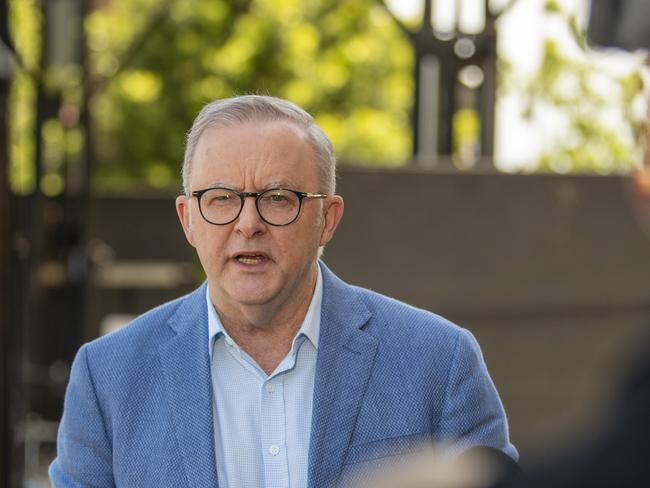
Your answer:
[49,344,115,487]
[437,328,519,461]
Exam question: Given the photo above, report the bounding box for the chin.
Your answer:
[227,285,278,307]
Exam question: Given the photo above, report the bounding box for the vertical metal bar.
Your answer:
[480,17,497,160]
[438,64,456,156]
[412,40,421,157]
[423,0,433,31]
[19,0,47,483]
[0,38,12,486]
[417,54,440,160]
[389,0,499,165]
[0,0,11,479]
[74,0,92,347]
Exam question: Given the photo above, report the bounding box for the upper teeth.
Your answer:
[238,256,263,264]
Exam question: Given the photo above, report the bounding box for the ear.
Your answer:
[175,195,196,248]
[319,195,344,247]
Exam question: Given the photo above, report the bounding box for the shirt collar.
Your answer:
[207,264,323,360]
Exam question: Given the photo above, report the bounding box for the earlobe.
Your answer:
[319,196,344,247]
[175,195,196,247]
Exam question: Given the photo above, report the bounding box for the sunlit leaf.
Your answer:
[117,70,163,103]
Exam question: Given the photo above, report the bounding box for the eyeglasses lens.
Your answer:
[199,188,300,225]
[258,189,300,225]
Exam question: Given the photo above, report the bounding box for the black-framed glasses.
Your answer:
[191,187,328,226]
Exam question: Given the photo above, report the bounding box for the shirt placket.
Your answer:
[260,375,289,488]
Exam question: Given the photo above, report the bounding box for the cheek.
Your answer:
[278,227,322,262]
[193,228,229,262]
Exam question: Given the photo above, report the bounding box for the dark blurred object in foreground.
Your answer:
[491,334,650,488]
[588,0,650,50]
[465,447,521,485]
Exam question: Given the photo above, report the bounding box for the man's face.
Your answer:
[175,120,343,316]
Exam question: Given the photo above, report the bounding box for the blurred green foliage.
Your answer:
[8,0,412,193]
[86,0,413,191]
[8,0,40,194]
[532,38,642,174]
[7,0,648,194]
[508,0,647,174]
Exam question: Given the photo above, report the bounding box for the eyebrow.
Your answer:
[263,180,295,189]
[197,181,231,190]
[198,181,298,191]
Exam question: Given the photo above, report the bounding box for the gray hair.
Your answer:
[182,95,336,195]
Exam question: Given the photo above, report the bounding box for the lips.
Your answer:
[233,252,269,265]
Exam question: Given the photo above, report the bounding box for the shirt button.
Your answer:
[265,383,275,393]
[269,445,280,456]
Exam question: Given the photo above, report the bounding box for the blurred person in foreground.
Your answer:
[489,169,650,488]
[49,95,517,487]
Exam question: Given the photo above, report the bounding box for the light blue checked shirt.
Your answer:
[206,267,322,488]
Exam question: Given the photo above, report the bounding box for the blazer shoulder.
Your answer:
[351,285,464,345]
[84,286,202,360]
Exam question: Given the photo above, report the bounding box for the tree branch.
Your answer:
[92,0,175,93]
[380,0,412,37]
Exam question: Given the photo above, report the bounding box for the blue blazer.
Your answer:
[50,262,517,487]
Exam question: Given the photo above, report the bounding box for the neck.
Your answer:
[210,267,318,374]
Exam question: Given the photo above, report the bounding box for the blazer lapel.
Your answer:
[159,284,219,488]
[308,263,378,488]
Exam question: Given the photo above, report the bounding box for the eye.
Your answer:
[260,189,296,208]
[204,189,236,206]
[269,192,287,202]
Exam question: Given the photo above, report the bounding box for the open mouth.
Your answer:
[235,254,268,265]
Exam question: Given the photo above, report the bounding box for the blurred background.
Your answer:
[2,0,650,486]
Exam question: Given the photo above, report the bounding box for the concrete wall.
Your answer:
[87,169,650,463]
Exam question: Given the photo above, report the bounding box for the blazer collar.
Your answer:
[159,283,220,488]
[308,261,378,488]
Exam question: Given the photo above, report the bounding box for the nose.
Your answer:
[234,195,266,237]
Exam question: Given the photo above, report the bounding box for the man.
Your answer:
[50,95,516,487]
